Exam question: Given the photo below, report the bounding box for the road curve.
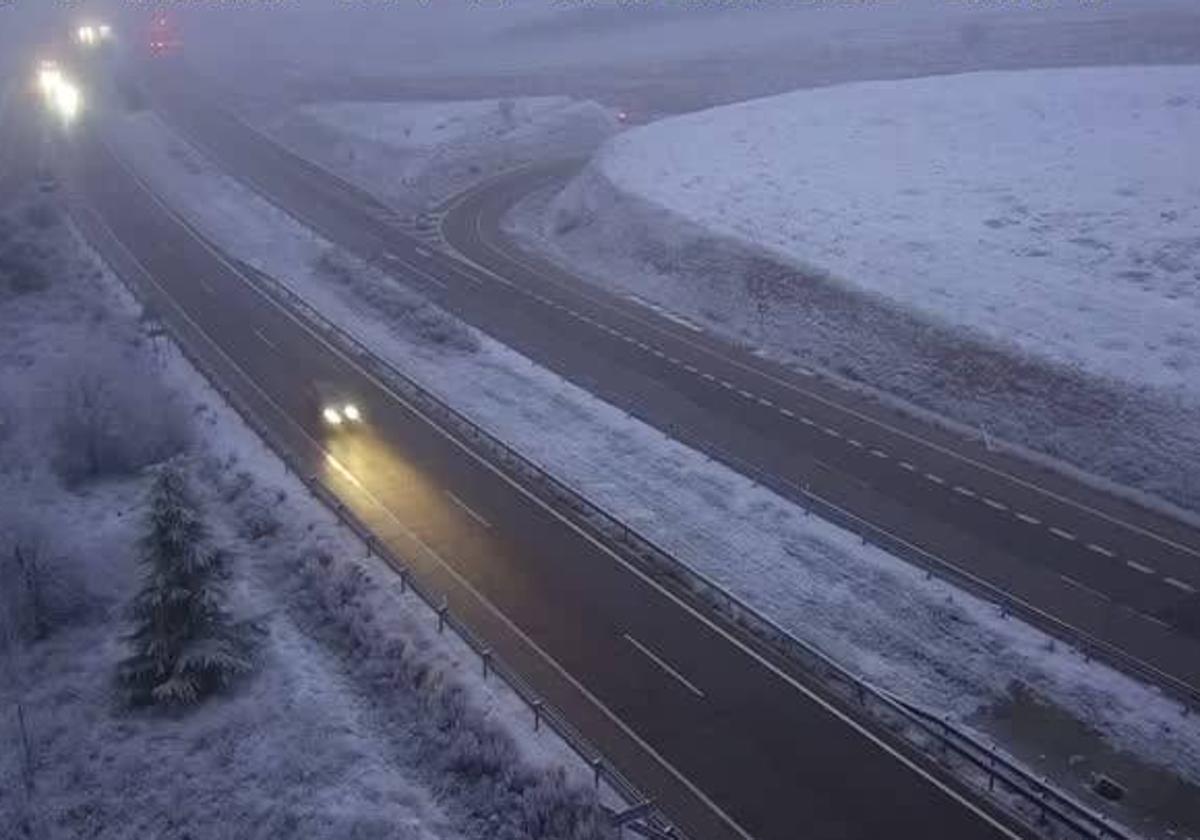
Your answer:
[441,160,1200,697]
[139,65,1200,709]
[68,103,1029,840]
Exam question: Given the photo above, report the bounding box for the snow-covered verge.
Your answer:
[264,96,617,214]
[0,190,610,837]
[106,108,1200,831]
[516,66,1200,510]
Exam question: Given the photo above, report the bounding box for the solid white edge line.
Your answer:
[81,191,756,840]
[447,170,1200,564]
[86,152,760,839]
[97,144,1023,840]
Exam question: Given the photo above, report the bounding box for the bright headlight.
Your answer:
[54,81,81,122]
[38,66,63,98]
[322,406,343,426]
[342,403,361,422]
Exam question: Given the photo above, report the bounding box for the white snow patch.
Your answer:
[557,66,1200,395]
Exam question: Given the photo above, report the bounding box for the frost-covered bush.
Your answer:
[118,464,257,706]
[50,339,190,484]
[298,555,613,839]
[315,249,480,352]
[0,515,91,643]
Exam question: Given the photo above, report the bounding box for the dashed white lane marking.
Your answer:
[800,416,816,427]
[983,497,1008,511]
[757,397,774,408]
[823,427,842,438]
[1059,574,1111,602]
[953,486,976,498]
[701,372,716,381]
[720,380,735,390]
[1049,527,1077,542]
[925,473,945,485]
[1165,577,1196,594]
[1086,543,1115,558]
[898,461,916,472]
[848,439,864,449]
[1140,612,1171,629]
[624,633,705,699]
[780,408,795,418]
[415,246,432,258]
[253,328,277,351]
[444,490,492,529]
[1126,560,1156,575]
[382,251,405,263]
[651,349,666,359]
[869,449,888,459]
[738,389,755,400]
[1015,512,1041,525]
[683,364,698,374]
[665,355,680,365]
[197,277,214,294]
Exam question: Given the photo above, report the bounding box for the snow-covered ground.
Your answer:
[553,66,1200,396]
[514,66,1200,511]
[265,96,616,213]
[0,183,608,837]
[106,108,1200,830]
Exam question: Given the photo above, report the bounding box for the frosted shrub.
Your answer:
[118,464,257,706]
[51,341,190,484]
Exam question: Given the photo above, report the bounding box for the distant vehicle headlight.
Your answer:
[322,406,343,426]
[53,81,81,123]
[342,403,361,422]
[77,25,96,45]
[99,24,112,39]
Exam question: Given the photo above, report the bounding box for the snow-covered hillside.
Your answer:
[521,66,1200,509]
[554,66,1200,394]
[267,97,616,212]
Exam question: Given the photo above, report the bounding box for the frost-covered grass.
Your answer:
[264,96,616,213]
[105,98,1200,815]
[0,188,610,838]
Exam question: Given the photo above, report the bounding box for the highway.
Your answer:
[62,101,1030,840]
[139,67,1200,705]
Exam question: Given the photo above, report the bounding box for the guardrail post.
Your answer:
[856,681,865,706]
[437,600,448,634]
[591,757,603,789]
[365,536,374,557]
[987,748,995,792]
[481,648,492,679]
[532,699,543,731]
[399,568,408,594]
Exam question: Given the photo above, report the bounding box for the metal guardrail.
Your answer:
[232,259,1146,840]
[74,173,1149,839]
[68,202,674,839]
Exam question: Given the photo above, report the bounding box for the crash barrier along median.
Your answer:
[233,256,1157,840]
[69,202,672,839]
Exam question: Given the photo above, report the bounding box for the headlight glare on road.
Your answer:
[322,406,343,426]
[77,25,96,46]
[342,403,361,422]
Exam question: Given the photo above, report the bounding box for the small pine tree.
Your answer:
[118,463,254,706]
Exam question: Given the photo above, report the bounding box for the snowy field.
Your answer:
[553,66,1200,395]
[0,186,607,837]
[266,96,616,213]
[516,66,1200,511]
[106,110,1200,830]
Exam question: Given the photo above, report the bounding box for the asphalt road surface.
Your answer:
[139,68,1200,707]
[62,107,1031,840]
